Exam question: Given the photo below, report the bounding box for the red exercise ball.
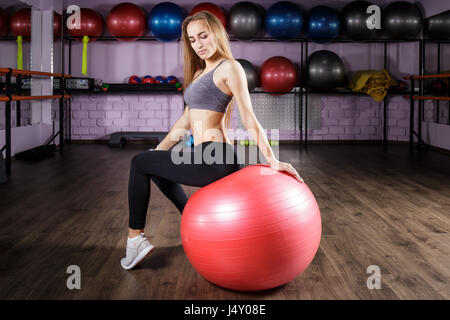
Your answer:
[190,2,227,28]
[0,8,10,37]
[11,8,31,38]
[67,8,104,42]
[129,75,141,84]
[107,2,146,42]
[260,56,297,95]
[181,164,322,292]
[10,8,61,39]
[53,12,61,38]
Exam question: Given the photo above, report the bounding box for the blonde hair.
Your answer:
[181,11,235,129]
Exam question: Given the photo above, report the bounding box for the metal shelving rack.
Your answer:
[1,12,443,150]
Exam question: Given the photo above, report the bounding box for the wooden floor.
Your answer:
[0,143,449,300]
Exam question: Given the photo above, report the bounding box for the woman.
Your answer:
[121,11,303,270]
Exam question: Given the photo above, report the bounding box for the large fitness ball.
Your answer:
[107,2,146,42]
[0,8,10,37]
[342,1,376,40]
[67,8,104,42]
[190,2,227,28]
[10,8,31,38]
[228,2,263,39]
[424,10,450,40]
[236,59,258,91]
[181,164,322,292]
[10,8,61,40]
[306,5,341,43]
[148,2,185,42]
[308,50,345,91]
[260,56,297,95]
[265,1,303,40]
[53,12,62,38]
[382,1,422,39]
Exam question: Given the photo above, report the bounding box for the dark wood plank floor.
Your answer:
[0,143,449,299]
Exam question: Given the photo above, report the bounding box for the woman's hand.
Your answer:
[269,159,304,183]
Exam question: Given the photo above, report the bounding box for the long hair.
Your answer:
[181,11,235,129]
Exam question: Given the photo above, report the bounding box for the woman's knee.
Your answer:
[130,152,149,169]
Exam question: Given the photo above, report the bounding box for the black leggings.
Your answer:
[128,141,243,229]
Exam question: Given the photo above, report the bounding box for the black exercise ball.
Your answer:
[308,50,345,91]
[424,10,450,40]
[342,1,376,40]
[382,1,422,39]
[228,2,264,39]
[236,59,258,91]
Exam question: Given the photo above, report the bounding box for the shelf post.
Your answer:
[5,69,12,175]
[418,40,425,148]
[409,78,415,148]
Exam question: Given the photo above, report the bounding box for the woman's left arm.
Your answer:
[225,60,303,183]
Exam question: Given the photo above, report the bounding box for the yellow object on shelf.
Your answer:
[17,36,23,70]
[82,36,90,76]
[349,69,397,102]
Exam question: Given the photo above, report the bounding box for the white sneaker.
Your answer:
[120,234,155,270]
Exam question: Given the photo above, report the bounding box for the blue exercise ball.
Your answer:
[148,2,185,41]
[306,5,341,43]
[265,1,303,40]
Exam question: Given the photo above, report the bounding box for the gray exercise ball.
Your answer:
[342,0,376,40]
[228,2,264,39]
[424,10,450,40]
[382,1,423,39]
[308,50,345,91]
[236,59,258,91]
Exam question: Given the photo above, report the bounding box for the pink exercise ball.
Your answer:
[181,164,322,291]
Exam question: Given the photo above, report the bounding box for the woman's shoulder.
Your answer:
[219,58,243,73]
[221,58,239,67]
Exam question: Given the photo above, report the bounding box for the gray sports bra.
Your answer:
[183,59,233,113]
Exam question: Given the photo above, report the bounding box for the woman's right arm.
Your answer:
[156,105,191,150]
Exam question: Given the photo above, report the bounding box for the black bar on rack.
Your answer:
[418,40,425,147]
[447,71,450,125]
[300,40,303,145]
[59,76,65,153]
[436,41,440,124]
[5,69,12,175]
[384,41,388,144]
[69,39,72,75]
[68,99,71,143]
[409,78,415,148]
[305,41,308,146]
[68,38,73,143]
[16,75,21,126]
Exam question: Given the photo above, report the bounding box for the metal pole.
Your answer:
[59,76,65,153]
[5,69,12,175]
[383,41,388,144]
[68,38,72,144]
[418,40,424,148]
[16,76,21,126]
[409,78,415,148]
[305,41,308,146]
[436,41,440,123]
[300,40,303,145]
